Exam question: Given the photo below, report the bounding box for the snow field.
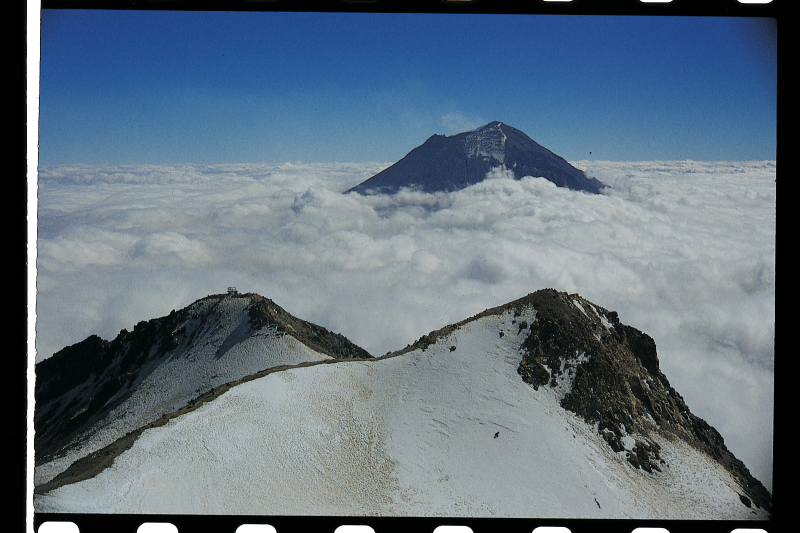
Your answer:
[649,435,769,519]
[35,308,764,518]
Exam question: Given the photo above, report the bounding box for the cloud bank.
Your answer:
[34,159,775,491]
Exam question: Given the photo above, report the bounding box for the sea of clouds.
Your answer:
[33,159,775,491]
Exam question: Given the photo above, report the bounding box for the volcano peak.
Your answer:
[347,121,606,195]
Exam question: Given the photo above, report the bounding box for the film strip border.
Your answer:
[27,1,783,533]
[37,0,780,15]
[30,516,779,533]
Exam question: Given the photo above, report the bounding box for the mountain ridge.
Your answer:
[33,288,771,517]
[381,288,771,512]
[34,291,370,471]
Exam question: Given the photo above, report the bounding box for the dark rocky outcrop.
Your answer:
[508,289,771,513]
[247,294,372,360]
[346,121,606,195]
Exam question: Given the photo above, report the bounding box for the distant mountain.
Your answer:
[346,121,606,195]
[34,289,769,519]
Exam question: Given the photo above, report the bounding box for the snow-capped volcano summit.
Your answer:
[464,120,508,163]
[346,121,606,194]
[34,289,770,519]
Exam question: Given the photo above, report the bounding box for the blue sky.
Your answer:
[37,11,777,165]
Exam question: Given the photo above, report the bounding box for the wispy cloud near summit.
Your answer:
[440,112,484,135]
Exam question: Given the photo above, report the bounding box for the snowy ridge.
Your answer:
[34,293,333,487]
[34,303,768,518]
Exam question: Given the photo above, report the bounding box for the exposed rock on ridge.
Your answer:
[247,294,372,360]
[346,121,606,195]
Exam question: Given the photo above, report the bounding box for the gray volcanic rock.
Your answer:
[346,121,606,194]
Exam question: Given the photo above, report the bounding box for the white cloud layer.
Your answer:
[33,159,775,491]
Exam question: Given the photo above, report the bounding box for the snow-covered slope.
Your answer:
[34,291,769,518]
[464,120,507,163]
[34,292,369,490]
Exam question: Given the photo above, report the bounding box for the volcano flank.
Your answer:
[346,121,606,195]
